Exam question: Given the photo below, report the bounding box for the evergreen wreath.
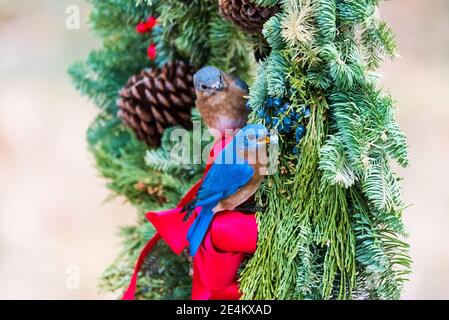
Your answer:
[70,0,410,300]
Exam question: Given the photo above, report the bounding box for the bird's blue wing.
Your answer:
[196,162,254,204]
[195,140,254,202]
[187,147,255,256]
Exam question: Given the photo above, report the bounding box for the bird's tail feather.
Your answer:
[187,206,214,257]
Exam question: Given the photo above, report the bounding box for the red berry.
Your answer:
[146,16,158,30]
[147,43,157,61]
[136,16,157,33]
[136,22,149,33]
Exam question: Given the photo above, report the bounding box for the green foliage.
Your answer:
[145,110,212,177]
[266,50,289,97]
[240,0,410,300]
[316,0,337,42]
[249,62,269,112]
[360,19,399,69]
[351,189,411,299]
[315,183,355,299]
[208,16,254,76]
[156,0,253,80]
[263,15,285,50]
[319,135,356,188]
[157,0,215,66]
[252,0,280,7]
[337,0,375,25]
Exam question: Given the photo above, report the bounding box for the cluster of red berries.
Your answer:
[136,16,158,61]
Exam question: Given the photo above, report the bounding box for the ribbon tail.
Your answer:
[122,232,162,300]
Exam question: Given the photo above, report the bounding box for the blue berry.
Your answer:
[273,97,282,108]
[280,122,292,133]
[294,112,302,121]
[265,115,271,124]
[266,97,274,108]
[293,146,300,155]
[283,117,292,125]
[245,100,251,111]
[272,118,280,128]
[303,106,311,118]
[296,125,306,142]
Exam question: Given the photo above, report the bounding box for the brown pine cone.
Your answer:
[218,0,279,34]
[117,60,196,148]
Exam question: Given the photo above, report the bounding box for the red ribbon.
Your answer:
[122,233,161,300]
[193,211,257,300]
[122,138,258,300]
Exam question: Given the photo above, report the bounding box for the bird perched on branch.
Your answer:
[183,124,278,257]
[193,66,249,137]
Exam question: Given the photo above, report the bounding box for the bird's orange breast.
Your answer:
[196,73,249,134]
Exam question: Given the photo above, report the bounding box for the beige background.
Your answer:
[0,0,448,299]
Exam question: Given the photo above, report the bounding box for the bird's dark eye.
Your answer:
[201,84,208,90]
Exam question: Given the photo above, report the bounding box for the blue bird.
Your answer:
[183,124,277,256]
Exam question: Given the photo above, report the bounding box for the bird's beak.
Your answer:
[212,72,225,91]
[212,82,224,91]
[265,133,279,145]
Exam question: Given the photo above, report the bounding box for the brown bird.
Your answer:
[193,66,249,137]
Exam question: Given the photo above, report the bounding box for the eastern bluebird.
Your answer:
[183,124,277,256]
[193,66,249,136]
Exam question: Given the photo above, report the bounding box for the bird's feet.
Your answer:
[212,204,223,214]
[214,201,264,214]
[212,203,235,214]
[234,201,264,213]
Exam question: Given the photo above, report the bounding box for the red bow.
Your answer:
[123,138,258,300]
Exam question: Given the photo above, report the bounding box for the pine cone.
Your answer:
[117,61,196,148]
[218,0,279,34]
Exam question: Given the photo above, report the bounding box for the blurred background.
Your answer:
[0,0,448,299]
